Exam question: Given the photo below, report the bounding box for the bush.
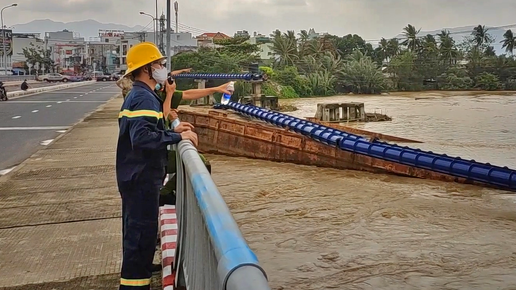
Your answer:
[475,72,501,91]
[504,78,516,90]
[439,73,473,90]
[279,85,299,98]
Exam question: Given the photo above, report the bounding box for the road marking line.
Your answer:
[0,166,16,176]
[32,110,39,113]
[40,139,54,146]
[0,126,69,131]
[74,97,77,99]
[12,116,21,119]
[46,105,52,107]
[57,101,62,104]
[56,130,67,133]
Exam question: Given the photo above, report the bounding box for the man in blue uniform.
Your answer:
[116,42,197,289]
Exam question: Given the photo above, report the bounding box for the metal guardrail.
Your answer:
[222,102,516,191]
[0,75,36,82]
[174,140,270,290]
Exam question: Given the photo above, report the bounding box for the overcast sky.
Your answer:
[2,0,516,40]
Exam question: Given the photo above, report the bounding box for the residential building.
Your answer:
[234,30,250,38]
[247,33,273,62]
[44,30,85,72]
[251,32,271,44]
[196,32,230,47]
[0,28,13,72]
[11,33,44,71]
[168,32,197,56]
[118,31,197,70]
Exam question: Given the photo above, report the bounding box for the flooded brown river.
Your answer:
[207,92,516,290]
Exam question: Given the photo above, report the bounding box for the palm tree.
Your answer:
[472,25,493,48]
[387,38,401,58]
[438,31,458,65]
[378,38,389,62]
[401,24,421,52]
[270,30,298,67]
[298,30,310,56]
[501,29,516,55]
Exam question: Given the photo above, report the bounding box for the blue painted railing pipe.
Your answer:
[170,73,264,81]
[177,141,269,289]
[222,102,516,190]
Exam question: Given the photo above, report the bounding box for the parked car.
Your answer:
[39,73,71,82]
[68,75,84,82]
[96,74,114,82]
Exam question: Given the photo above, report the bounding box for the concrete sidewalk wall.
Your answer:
[6,80,98,98]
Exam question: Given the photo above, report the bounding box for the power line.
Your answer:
[362,23,516,43]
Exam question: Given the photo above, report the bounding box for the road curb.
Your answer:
[6,80,98,100]
[0,92,122,182]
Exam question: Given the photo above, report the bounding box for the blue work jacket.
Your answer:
[116,81,182,186]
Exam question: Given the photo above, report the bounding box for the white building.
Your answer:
[168,32,197,56]
[118,31,197,70]
[44,30,85,71]
[247,33,273,61]
[12,33,44,65]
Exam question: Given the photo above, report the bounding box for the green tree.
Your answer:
[401,24,421,52]
[501,29,516,55]
[270,30,298,68]
[340,51,386,94]
[22,44,54,73]
[475,72,501,90]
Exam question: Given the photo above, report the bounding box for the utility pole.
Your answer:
[166,0,171,71]
[174,1,178,33]
[155,0,158,46]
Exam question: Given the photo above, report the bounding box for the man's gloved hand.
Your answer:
[174,122,194,133]
[180,130,198,147]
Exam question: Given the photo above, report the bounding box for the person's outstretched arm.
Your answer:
[182,82,231,100]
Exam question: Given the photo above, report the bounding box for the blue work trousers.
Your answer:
[119,169,164,289]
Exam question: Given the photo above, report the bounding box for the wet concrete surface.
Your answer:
[209,154,516,290]
[0,96,162,289]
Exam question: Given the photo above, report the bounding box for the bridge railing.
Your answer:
[173,140,270,290]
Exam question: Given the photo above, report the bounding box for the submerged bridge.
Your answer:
[161,72,516,289]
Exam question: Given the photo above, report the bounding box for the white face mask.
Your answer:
[152,67,168,85]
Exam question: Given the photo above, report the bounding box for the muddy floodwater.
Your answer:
[208,92,516,290]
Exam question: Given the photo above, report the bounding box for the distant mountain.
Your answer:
[393,24,516,55]
[12,19,147,40]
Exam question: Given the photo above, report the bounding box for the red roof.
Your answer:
[198,32,230,39]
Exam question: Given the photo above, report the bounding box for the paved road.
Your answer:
[0,82,120,172]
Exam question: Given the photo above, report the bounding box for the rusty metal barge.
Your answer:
[171,72,516,191]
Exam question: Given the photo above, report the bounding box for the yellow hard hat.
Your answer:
[123,42,166,78]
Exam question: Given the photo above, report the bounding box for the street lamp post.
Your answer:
[139,11,156,45]
[1,3,17,75]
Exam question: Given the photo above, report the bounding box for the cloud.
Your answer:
[3,0,516,40]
